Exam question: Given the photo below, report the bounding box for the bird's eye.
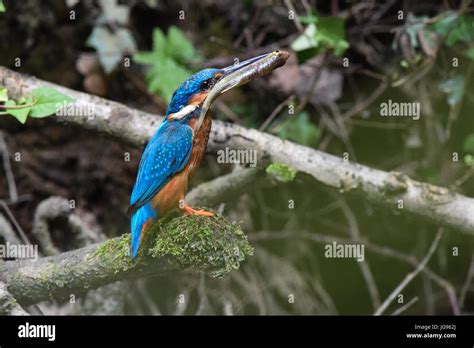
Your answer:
[201,79,212,90]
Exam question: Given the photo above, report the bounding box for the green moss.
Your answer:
[149,213,253,278]
[266,163,297,183]
[93,234,134,273]
[91,213,253,279]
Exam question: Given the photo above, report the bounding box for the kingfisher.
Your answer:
[129,50,289,258]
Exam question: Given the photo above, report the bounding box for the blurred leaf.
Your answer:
[0,0,4,12]
[278,112,320,147]
[291,24,318,52]
[464,154,474,167]
[4,100,30,124]
[152,27,167,58]
[466,46,474,60]
[431,12,474,46]
[133,27,201,103]
[291,14,348,57]
[266,163,297,183]
[431,12,459,35]
[87,26,137,74]
[317,16,349,56]
[299,14,318,25]
[463,134,474,154]
[98,0,130,25]
[167,26,201,63]
[66,0,80,7]
[0,87,8,102]
[438,75,465,106]
[147,58,190,102]
[29,87,74,118]
[133,51,156,65]
[404,15,429,48]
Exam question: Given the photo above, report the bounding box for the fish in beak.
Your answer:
[196,50,290,130]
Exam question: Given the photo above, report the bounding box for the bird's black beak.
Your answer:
[197,50,290,130]
[220,53,270,77]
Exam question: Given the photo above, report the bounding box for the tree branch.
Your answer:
[0,281,28,315]
[1,66,473,235]
[0,214,253,306]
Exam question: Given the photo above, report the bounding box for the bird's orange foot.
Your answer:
[182,204,214,217]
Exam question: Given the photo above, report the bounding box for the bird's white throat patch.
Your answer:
[168,104,197,120]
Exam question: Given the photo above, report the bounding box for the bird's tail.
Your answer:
[130,203,157,259]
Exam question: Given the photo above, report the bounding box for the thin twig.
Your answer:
[0,201,30,245]
[251,230,460,315]
[335,196,381,310]
[374,228,444,316]
[459,253,474,309]
[391,296,419,316]
[0,132,18,202]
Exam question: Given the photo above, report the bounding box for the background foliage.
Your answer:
[0,0,473,315]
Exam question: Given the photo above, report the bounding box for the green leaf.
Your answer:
[317,16,349,56]
[133,51,156,65]
[134,26,201,102]
[431,12,459,36]
[0,87,8,102]
[4,100,31,124]
[438,75,465,106]
[29,87,74,118]
[167,26,200,63]
[464,134,474,154]
[0,0,5,12]
[291,14,349,57]
[152,27,167,57]
[146,58,192,103]
[278,112,320,147]
[291,24,318,52]
[266,163,297,183]
[431,12,474,46]
[299,14,318,25]
[446,15,474,46]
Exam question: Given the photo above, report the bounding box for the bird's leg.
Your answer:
[182,203,214,217]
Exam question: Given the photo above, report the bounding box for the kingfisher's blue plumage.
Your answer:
[129,69,220,258]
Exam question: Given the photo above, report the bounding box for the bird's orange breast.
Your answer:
[151,114,212,215]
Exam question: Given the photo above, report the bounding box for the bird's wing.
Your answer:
[129,121,193,213]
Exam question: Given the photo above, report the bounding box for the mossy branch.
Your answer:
[0,214,253,306]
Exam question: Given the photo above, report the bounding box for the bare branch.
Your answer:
[1,67,473,236]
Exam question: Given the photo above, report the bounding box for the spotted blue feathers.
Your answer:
[129,121,193,258]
